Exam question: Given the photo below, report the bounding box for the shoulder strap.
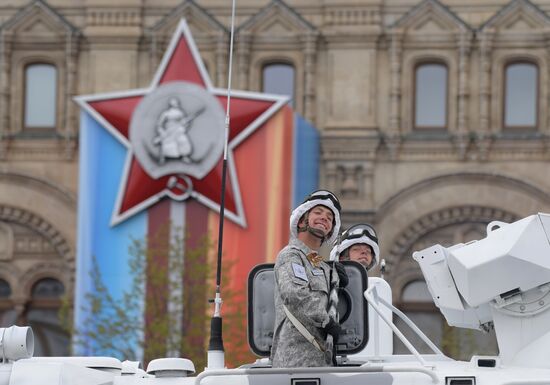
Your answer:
[282,304,324,352]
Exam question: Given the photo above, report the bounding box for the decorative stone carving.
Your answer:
[215,33,227,88]
[236,0,318,117]
[337,163,363,200]
[324,7,381,26]
[86,9,141,27]
[0,222,13,261]
[473,134,493,162]
[389,206,517,264]
[0,0,80,160]
[481,0,550,34]
[148,0,228,89]
[384,133,402,161]
[388,32,402,137]
[457,33,471,134]
[236,32,251,90]
[303,32,318,123]
[14,234,55,254]
[64,34,80,160]
[0,34,11,158]
[0,206,72,262]
[472,29,495,162]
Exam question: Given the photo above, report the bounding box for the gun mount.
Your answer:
[414,213,550,368]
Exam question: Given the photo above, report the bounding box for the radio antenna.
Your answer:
[207,0,237,370]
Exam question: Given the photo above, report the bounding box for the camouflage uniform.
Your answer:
[271,238,337,367]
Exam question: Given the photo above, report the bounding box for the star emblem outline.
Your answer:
[75,19,289,228]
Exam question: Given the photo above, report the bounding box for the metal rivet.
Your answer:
[520,305,526,311]
[539,300,544,306]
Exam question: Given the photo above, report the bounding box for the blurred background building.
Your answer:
[1,0,550,358]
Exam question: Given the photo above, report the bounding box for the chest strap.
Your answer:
[282,304,324,352]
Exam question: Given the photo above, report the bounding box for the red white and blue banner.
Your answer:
[74,20,319,362]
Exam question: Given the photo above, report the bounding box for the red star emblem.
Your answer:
[75,20,287,227]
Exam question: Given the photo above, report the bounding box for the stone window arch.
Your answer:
[24,62,58,131]
[503,61,538,130]
[414,61,448,130]
[31,277,65,299]
[0,1,80,156]
[261,61,295,107]
[0,204,73,355]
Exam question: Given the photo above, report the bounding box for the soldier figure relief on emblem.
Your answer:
[129,81,225,181]
[153,97,205,165]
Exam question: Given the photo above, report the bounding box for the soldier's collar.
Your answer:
[289,238,327,268]
[289,237,314,256]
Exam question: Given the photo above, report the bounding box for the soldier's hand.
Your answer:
[323,318,342,338]
[332,262,349,288]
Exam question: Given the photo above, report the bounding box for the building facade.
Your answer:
[1,0,549,357]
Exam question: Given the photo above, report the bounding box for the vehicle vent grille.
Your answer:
[291,379,320,385]
[446,376,475,385]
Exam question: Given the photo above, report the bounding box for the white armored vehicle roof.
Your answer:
[2,213,550,385]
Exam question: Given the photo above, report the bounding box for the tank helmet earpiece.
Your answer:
[289,190,342,245]
[330,223,380,270]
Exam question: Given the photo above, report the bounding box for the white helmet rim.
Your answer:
[329,235,380,270]
[289,199,341,245]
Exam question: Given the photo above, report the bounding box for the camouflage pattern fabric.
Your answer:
[271,238,338,367]
[325,262,340,364]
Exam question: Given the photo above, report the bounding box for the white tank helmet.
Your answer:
[330,223,380,270]
[289,190,342,245]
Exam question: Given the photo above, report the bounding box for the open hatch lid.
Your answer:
[247,261,368,357]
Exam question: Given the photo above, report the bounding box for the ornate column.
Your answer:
[477,30,494,161]
[0,34,11,159]
[455,31,472,159]
[324,162,339,196]
[64,32,79,159]
[387,31,403,160]
[304,32,318,123]
[339,163,362,200]
[236,32,251,90]
[150,34,159,79]
[215,32,227,88]
[545,33,550,156]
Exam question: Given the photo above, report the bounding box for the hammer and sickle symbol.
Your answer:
[166,174,194,201]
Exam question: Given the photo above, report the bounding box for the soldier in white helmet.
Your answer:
[330,223,380,271]
[271,190,345,368]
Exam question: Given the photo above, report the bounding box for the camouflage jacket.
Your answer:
[271,238,337,367]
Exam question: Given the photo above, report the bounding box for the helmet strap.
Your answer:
[297,212,327,242]
[307,226,326,240]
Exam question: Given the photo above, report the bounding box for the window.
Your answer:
[24,63,57,129]
[0,279,15,328]
[414,63,448,129]
[27,278,69,356]
[31,278,65,298]
[0,279,10,298]
[394,279,442,355]
[504,62,538,129]
[401,280,433,302]
[262,63,295,107]
[396,224,499,359]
